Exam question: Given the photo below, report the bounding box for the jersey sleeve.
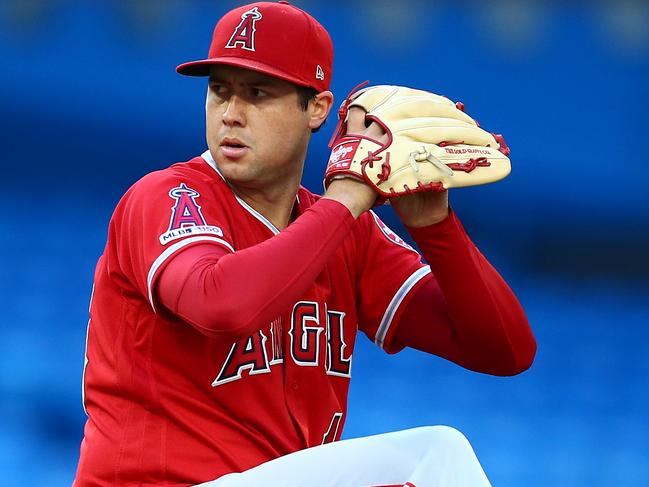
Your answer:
[355,211,431,354]
[109,167,235,312]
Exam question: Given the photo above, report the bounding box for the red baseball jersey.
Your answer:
[74,152,429,486]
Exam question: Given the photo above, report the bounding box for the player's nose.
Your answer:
[222,95,246,127]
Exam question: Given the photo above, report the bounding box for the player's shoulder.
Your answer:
[353,208,380,232]
[106,154,231,228]
[294,188,407,247]
[134,155,221,191]
[296,185,321,209]
[358,209,417,253]
[120,154,227,205]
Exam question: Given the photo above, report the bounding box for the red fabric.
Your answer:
[159,208,535,379]
[77,150,534,486]
[157,198,356,341]
[75,154,428,486]
[176,2,333,92]
[390,211,536,375]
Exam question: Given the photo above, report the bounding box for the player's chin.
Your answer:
[214,147,252,171]
[215,159,256,184]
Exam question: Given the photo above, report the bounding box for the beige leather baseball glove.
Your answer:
[324,84,511,197]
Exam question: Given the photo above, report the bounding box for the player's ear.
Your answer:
[308,91,334,130]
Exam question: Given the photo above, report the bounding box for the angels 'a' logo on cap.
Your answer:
[316,64,325,80]
[226,6,263,52]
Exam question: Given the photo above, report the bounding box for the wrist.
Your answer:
[323,178,377,218]
[391,191,450,228]
[397,206,450,227]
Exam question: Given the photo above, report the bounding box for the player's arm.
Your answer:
[156,115,383,340]
[326,84,533,375]
[156,180,374,341]
[388,210,536,376]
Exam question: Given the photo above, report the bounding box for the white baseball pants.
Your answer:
[195,425,492,487]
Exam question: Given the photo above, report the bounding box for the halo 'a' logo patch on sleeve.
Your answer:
[159,183,224,245]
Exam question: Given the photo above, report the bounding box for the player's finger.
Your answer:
[346,107,368,133]
[364,120,386,140]
[347,107,387,142]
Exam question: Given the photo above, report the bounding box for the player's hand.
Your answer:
[324,84,511,227]
[327,107,449,225]
[350,100,448,226]
[345,106,388,142]
[324,178,376,218]
[391,190,449,227]
[324,107,388,217]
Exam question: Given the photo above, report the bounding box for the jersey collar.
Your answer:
[201,150,302,235]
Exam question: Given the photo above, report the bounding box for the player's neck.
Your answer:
[233,181,301,231]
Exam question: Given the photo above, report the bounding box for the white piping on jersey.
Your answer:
[233,195,280,235]
[202,150,226,182]
[370,210,416,252]
[146,235,235,312]
[375,266,432,350]
[81,284,95,417]
[201,149,298,236]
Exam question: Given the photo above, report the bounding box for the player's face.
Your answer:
[206,65,316,190]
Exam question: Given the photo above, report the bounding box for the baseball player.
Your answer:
[72,1,536,486]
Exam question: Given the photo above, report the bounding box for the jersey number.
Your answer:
[322,412,344,444]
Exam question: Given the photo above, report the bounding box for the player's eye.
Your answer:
[250,87,267,98]
[209,83,227,95]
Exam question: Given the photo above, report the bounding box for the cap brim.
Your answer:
[176,57,313,89]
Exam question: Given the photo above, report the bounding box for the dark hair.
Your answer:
[296,85,318,110]
[296,85,325,132]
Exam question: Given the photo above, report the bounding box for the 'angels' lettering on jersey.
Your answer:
[212,302,352,387]
[77,155,430,484]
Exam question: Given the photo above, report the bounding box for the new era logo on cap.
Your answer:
[176,1,334,92]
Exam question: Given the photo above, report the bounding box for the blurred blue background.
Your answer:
[1,0,648,485]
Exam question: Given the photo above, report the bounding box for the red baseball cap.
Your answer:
[176,1,333,92]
